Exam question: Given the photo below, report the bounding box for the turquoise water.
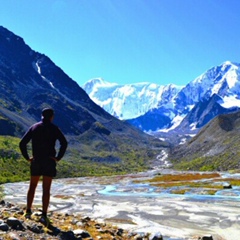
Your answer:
[98,183,240,201]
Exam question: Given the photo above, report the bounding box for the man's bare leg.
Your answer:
[42,176,53,215]
[27,176,40,212]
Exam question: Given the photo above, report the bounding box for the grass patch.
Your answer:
[105,218,137,225]
[0,185,4,200]
[134,172,239,196]
[146,172,220,182]
[171,189,188,194]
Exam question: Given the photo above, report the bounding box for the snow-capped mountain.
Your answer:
[83,78,182,120]
[166,61,240,130]
[83,61,240,136]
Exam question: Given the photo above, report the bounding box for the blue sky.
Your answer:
[0,0,240,87]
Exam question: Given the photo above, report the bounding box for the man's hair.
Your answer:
[42,108,54,119]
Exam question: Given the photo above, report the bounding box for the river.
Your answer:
[3,169,240,240]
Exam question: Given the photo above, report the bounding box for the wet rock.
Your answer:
[7,217,25,230]
[150,232,163,240]
[73,229,91,238]
[198,235,213,240]
[26,223,44,234]
[81,230,91,238]
[58,230,76,240]
[94,223,101,229]
[0,222,9,231]
[6,202,13,208]
[133,232,149,239]
[82,216,91,223]
[76,221,84,227]
[223,183,232,189]
[116,228,124,236]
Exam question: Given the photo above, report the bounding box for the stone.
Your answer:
[223,184,232,189]
[73,229,91,238]
[150,232,163,240]
[76,221,84,227]
[82,216,91,222]
[26,223,44,234]
[73,229,83,235]
[6,217,25,230]
[198,235,213,240]
[133,232,149,239]
[6,202,13,208]
[58,231,76,240]
[116,228,124,236]
[0,222,9,231]
[95,223,101,229]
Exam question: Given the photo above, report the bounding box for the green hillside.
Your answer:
[0,134,165,184]
[0,136,29,183]
[169,111,240,171]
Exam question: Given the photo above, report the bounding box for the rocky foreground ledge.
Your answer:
[0,199,214,240]
[0,200,165,240]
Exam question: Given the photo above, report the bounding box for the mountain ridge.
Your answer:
[169,110,240,171]
[84,61,240,142]
[83,78,182,120]
[0,25,164,178]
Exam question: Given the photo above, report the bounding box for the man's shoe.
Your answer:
[39,215,52,227]
[24,211,32,219]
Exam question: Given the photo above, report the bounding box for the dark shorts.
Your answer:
[30,158,57,177]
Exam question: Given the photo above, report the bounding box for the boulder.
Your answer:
[0,222,9,231]
[6,217,25,230]
[198,235,213,240]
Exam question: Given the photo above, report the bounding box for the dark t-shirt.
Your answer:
[19,119,68,162]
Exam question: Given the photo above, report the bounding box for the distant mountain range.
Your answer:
[83,61,240,143]
[83,79,182,120]
[0,26,164,177]
[83,62,240,171]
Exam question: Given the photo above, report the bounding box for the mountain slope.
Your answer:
[168,110,240,171]
[0,26,165,178]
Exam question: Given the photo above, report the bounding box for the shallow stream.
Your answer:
[3,170,240,240]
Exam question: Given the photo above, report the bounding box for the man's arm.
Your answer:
[19,128,32,160]
[55,129,68,161]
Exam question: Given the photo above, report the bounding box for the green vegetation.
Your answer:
[146,172,221,182]
[57,138,157,178]
[134,172,240,196]
[0,136,30,184]
[135,172,224,189]
[0,185,4,199]
[0,134,161,183]
[172,152,240,172]
[168,112,240,172]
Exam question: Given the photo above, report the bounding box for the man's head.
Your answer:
[42,108,54,121]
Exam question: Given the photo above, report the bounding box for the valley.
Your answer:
[3,169,240,240]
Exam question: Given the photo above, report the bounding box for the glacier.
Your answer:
[82,61,240,135]
[83,78,182,120]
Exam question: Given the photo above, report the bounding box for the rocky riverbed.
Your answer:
[2,169,240,240]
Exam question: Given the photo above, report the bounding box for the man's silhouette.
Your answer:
[19,108,67,226]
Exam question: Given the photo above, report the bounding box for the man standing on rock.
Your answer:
[19,108,68,226]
